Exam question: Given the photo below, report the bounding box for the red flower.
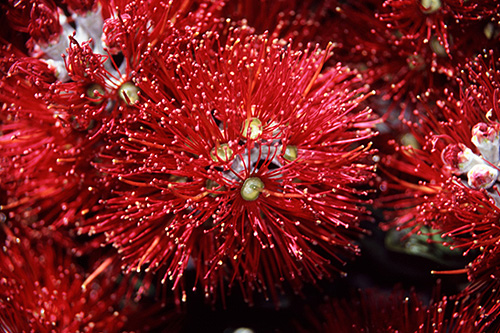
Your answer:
[382,51,500,243]
[83,27,378,304]
[0,0,222,235]
[0,231,131,332]
[314,0,500,113]
[379,0,500,48]
[380,52,500,318]
[300,285,484,332]
[220,0,336,49]
[0,48,110,240]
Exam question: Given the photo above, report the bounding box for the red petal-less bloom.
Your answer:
[315,0,453,110]
[0,231,132,332]
[377,0,500,104]
[380,52,500,318]
[321,0,500,111]
[0,44,114,239]
[0,0,222,233]
[459,249,500,331]
[379,0,500,50]
[377,0,500,73]
[381,51,500,248]
[2,0,62,46]
[84,28,378,304]
[0,48,85,230]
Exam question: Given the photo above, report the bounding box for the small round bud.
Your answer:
[471,122,500,163]
[421,0,441,14]
[467,164,498,190]
[210,144,233,162]
[441,143,480,174]
[240,177,264,201]
[429,36,447,57]
[407,54,426,71]
[283,145,298,161]
[241,118,262,140]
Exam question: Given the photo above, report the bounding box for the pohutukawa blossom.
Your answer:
[0,227,133,332]
[380,51,500,306]
[314,0,450,109]
[82,27,378,304]
[6,0,498,329]
[0,0,222,233]
[219,0,336,49]
[0,43,113,237]
[320,0,500,112]
[299,285,484,332]
[378,0,500,49]
[460,249,500,331]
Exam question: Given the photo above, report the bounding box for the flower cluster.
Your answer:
[2,0,377,314]
[0,221,181,332]
[299,282,491,332]
[2,0,500,331]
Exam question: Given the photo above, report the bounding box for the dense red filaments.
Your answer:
[320,0,500,112]
[380,53,500,322]
[382,52,500,243]
[379,0,500,51]
[301,285,485,332]
[220,0,334,49]
[0,49,112,234]
[83,28,378,303]
[0,233,131,332]
[0,0,221,234]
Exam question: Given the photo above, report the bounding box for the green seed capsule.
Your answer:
[240,177,264,201]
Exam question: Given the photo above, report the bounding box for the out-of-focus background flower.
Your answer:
[1,0,500,332]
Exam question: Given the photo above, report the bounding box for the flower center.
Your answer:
[208,115,298,200]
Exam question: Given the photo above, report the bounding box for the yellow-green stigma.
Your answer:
[241,177,264,201]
